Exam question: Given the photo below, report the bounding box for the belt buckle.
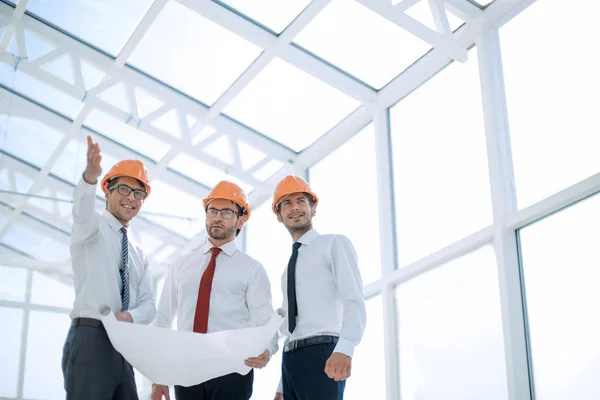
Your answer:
[285,340,297,353]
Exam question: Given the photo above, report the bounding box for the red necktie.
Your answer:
[193,247,222,333]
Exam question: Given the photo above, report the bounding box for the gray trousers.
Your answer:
[62,324,138,400]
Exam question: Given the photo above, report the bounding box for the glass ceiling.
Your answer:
[0,0,490,273]
[217,0,312,33]
[23,0,155,56]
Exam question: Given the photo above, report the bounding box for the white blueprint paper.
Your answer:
[99,305,285,387]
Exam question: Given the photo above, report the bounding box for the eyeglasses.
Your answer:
[108,184,147,200]
[205,208,238,220]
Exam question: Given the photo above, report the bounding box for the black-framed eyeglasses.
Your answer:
[108,184,147,200]
[205,208,238,220]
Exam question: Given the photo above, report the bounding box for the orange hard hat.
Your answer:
[101,160,151,198]
[272,175,319,214]
[203,181,251,220]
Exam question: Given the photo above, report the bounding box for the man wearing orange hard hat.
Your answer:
[62,136,156,399]
[271,175,366,400]
[151,180,277,400]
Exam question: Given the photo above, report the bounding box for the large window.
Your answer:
[501,0,600,209]
[345,295,386,400]
[309,123,382,285]
[389,48,493,268]
[0,307,23,398]
[396,246,508,399]
[0,267,93,400]
[520,192,600,399]
[0,265,27,302]
[23,311,71,399]
[30,272,74,309]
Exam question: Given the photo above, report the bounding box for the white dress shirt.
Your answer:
[155,239,278,355]
[69,177,156,324]
[281,229,366,358]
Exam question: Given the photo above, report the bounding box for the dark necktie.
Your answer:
[287,242,302,333]
[119,227,130,312]
[193,247,222,333]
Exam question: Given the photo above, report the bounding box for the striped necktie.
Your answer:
[120,227,130,312]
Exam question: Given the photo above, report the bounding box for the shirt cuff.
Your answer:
[333,338,356,358]
[277,378,283,394]
[127,308,140,324]
[267,341,278,358]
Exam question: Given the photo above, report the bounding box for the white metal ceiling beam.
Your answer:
[0,85,212,201]
[12,161,191,250]
[442,0,483,21]
[114,0,168,68]
[0,3,297,164]
[392,0,483,19]
[0,65,272,202]
[0,0,105,242]
[295,107,373,168]
[0,89,192,249]
[356,0,468,62]
[176,0,377,103]
[92,98,268,188]
[114,0,332,190]
[0,0,27,50]
[376,0,534,110]
[174,0,333,144]
[299,0,536,172]
[0,152,191,263]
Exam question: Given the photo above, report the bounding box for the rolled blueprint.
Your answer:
[99,305,285,387]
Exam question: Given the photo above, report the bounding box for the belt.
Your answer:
[71,317,105,332]
[284,335,339,353]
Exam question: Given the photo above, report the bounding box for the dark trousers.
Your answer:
[175,370,253,400]
[282,343,346,400]
[62,324,138,400]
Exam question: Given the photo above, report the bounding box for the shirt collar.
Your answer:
[102,210,125,232]
[297,228,319,246]
[202,239,237,257]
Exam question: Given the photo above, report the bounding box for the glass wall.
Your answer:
[519,193,600,399]
[308,123,386,398]
[395,246,508,399]
[389,48,493,268]
[500,0,600,209]
[309,122,382,285]
[0,306,23,398]
[0,266,74,400]
[23,311,71,399]
[345,295,386,400]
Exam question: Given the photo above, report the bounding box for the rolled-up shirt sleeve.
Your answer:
[331,235,366,358]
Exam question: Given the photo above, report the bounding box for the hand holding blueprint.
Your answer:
[99,305,285,387]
